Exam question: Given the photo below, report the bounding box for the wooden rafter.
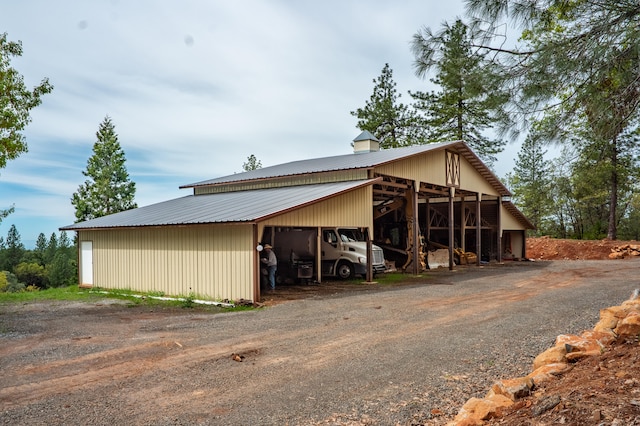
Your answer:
[464,207,491,227]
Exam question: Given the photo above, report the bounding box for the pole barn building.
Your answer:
[61,134,533,302]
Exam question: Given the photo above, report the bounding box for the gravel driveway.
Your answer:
[1,259,637,425]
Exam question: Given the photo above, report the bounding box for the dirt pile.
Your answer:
[526,236,640,260]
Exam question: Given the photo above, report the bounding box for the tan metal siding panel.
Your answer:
[375,151,501,196]
[500,204,526,231]
[375,151,445,185]
[260,186,373,229]
[459,158,501,195]
[79,225,254,301]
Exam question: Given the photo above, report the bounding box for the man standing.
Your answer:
[261,244,277,291]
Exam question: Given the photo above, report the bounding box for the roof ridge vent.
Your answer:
[353,130,380,154]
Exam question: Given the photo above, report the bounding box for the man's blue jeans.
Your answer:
[268,265,277,290]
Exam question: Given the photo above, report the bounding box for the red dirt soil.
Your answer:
[483,237,640,425]
[526,236,640,260]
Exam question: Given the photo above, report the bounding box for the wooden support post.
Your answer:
[253,224,260,301]
[316,227,322,283]
[497,197,502,263]
[426,197,431,243]
[365,227,373,282]
[460,197,466,252]
[412,181,420,274]
[476,193,482,266]
[449,187,455,270]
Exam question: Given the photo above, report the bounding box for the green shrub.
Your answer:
[1,271,24,293]
[46,253,77,287]
[14,262,48,289]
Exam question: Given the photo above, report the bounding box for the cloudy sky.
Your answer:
[0,0,520,247]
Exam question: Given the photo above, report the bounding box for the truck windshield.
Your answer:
[337,228,365,242]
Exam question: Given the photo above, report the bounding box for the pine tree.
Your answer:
[507,134,552,233]
[2,224,24,271]
[46,232,58,264]
[59,231,72,252]
[411,19,510,166]
[351,63,424,149]
[47,231,76,287]
[34,232,47,265]
[466,1,640,237]
[71,116,137,222]
[242,154,262,171]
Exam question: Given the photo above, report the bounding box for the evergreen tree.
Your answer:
[59,231,73,254]
[546,153,577,239]
[71,116,137,222]
[411,19,510,166]
[2,224,24,271]
[34,232,47,265]
[619,192,640,241]
[242,154,262,171]
[0,206,13,227]
[351,63,423,149]
[566,125,639,240]
[47,230,76,287]
[507,133,552,234]
[46,232,58,265]
[466,1,640,238]
[466,0,640,138]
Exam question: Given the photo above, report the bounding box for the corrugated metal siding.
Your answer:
[375,151,501,196]
[79,225,254,301]
[259,186,373,236]
[194,170,369,195]
[375,151,444,184]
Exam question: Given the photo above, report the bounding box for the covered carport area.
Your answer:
[254,178,381,300]
[369,146,525,273]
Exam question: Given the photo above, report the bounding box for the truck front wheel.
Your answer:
[336,261,354,279]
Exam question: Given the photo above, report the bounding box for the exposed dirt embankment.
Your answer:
[526,236,640,260]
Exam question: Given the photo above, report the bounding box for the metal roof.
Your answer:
[182,141,456,188]
[353,130,379,142]
[61,179,377,230]
[180,140,510,196]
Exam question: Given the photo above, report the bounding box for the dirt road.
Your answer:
[1,259,638,425]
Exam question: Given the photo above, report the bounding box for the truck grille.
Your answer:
[372,248,384,265]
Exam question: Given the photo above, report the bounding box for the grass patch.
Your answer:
[0,285,254,312]
[0,285,97,303]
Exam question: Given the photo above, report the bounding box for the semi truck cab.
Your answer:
[320,228,386,279]
[270,227,386,282]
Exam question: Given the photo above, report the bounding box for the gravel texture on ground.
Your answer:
[1,258,638,425]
